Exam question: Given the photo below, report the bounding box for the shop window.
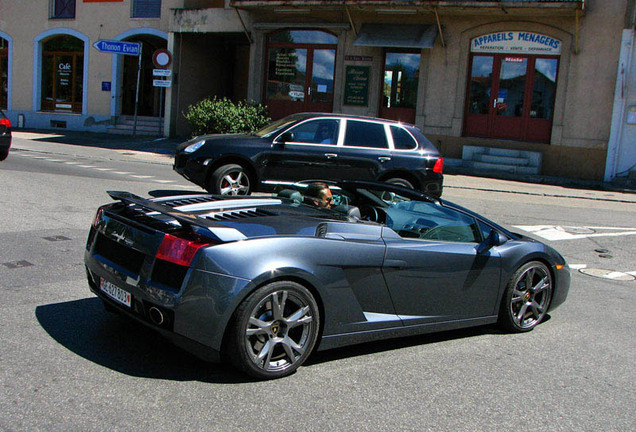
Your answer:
[0,38,7,109]
[41,35,84,113]
[265,30,337,119]
[51,0,75,19]
[132,0,161,18]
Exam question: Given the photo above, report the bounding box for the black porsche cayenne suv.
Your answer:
[174,113,444,197]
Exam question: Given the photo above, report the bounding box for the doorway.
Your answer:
[464,54,559,143]
[121,35,166,117]
[380,51,421,124]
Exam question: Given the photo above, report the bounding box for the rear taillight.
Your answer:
[156,234,209,267]
[433,157,444,174]
[0,118,11,128]
[92,207,105,228]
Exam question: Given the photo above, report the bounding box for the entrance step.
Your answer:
[461,145,542,175]
[107,115,164,136]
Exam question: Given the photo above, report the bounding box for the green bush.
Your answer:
[183,97,271,136]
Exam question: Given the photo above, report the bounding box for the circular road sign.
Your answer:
[153,49,172,69]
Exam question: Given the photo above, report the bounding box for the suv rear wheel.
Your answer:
[207,164,251,196]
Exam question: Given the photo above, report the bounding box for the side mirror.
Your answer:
[476,230,507,254]
[279,132,294,144]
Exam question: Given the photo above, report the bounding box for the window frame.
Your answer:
[131,0,162,19]
[50,0,76,20]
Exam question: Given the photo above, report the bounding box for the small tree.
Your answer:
[183,97,270,136]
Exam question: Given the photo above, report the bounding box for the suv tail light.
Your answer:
[156,233,209,267]
[433,157,444,174]
[0,118,11,128]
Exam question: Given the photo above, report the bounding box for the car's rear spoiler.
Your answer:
[107,191,247,242]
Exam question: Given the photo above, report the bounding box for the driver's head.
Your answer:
[305,182,333,208]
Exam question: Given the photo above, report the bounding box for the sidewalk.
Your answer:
[10,129,636,204]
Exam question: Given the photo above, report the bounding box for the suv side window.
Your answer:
[344,120,388,149]
[287,119,339,145]
[390,126,418,150]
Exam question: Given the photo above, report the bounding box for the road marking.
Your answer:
[130,175,153,179]
[513,225,636,241]
[154,180,175,183]
[46,159,64,162]
[569,264,587,270]
[112,171,133,175]
[578,268,636,281]
[63,161,81,165]
[95,167,114,171]
[78,165,97,168]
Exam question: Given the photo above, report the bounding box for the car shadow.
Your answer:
[34,297,252,384]
[306,314,551,367]
[35,297,552,381]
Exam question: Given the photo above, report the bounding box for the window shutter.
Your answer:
[54,0,76,19]
[132,0,161,18]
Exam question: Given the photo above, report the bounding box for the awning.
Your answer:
[354,24,438,49]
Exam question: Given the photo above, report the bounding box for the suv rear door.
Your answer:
[335,119,393,181]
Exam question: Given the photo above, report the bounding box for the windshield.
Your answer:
[252,114,307,138]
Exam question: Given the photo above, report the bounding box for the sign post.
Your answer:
[152,49,173,136]
[93,40,143,136]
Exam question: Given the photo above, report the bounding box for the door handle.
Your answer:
[384,259,407,269]
[324,153,338,159]
[378,156,391,162]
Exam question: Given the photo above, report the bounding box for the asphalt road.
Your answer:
[1,139,635,431]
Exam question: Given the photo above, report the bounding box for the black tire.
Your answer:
[226,281,320,379]
[0,150,8,161]
[499,261,553,333]
[207,164,251,196]
[385,177,414,189]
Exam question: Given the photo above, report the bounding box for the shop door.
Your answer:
[464,54,558,143]
[265,30,337,120]
[379,51,420,124]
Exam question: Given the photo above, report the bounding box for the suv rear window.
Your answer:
[344,120,388,149]
[390,126,417,150]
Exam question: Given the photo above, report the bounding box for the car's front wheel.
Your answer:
[226,281,320,379]
[207,164,251,195]
[499,261,553,332]
[0,149,8,161]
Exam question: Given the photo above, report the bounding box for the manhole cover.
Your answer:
[579,268,635,281]
[559,226,596,235]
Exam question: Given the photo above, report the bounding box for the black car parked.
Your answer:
[174,113,444,197]
[0,111,12,161]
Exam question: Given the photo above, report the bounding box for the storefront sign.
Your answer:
[345,55,373,62]
[471,32,561,55]
[273,52,297,77]
[344,66,370,106]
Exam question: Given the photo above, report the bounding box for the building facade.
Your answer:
[1,0,633,182]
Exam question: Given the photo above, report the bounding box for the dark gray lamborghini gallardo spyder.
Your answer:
[84,181,570,379]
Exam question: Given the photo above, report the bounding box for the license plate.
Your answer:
[99,278,132,308]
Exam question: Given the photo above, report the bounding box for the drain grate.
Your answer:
[579,268,635,281]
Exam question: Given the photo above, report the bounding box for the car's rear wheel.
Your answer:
[208,164,251,195]
[226,281,320,379]
[385,177,414,189]
[0,150,8,161]
[499,261,553,332]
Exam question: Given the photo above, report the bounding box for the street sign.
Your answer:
[153,69,171,77]
[93,40,141,56]
[153,49,172,68]
[153,79,172,88]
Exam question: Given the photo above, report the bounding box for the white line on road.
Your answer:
[154,180,175,183]
[130,175,154,179]
[513,225,636,241]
